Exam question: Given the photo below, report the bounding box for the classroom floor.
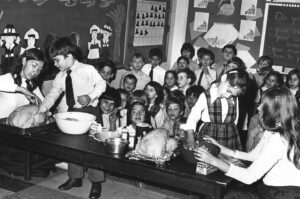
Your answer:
[0,166,191,199]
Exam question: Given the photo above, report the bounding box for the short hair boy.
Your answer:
[98,59,117,83]
[122,74,137,93]
[177,68,196,95]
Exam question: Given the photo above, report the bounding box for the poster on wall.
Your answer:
[240,0,257,16]
[133,0,167,46]
[193,12,209,32]
[203,23,238,48]
[239,20,256,41]
[194,0,208,8]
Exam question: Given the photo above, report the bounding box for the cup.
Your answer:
[136,123,152,138]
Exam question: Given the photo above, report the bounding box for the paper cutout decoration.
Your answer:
[0,24,21,74]
[236,43,250,51]
[240,0,257,16]
[101,23,112,47]
[194,0,208,8]
[254,25,261,37]
[193,12,209,32]
[237,50,256,68]
[239,20,256,41]
[204,23,238,48]
[217,0,236,16]
[189,21,203,40]
[194,36,210,48]
[87,24,101,60]
[20,28,40,55]
[133,0,167,46]
[246,8,263,21]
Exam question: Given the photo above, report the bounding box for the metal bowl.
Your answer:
[104,138,129,155]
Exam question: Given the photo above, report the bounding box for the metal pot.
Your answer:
[104,138,129,154]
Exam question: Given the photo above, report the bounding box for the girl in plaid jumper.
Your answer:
[185,69,248,150]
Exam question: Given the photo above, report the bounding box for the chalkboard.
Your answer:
[261,3,300,68]
[0,0,127,64]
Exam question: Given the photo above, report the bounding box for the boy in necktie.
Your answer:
[39,37,106,199]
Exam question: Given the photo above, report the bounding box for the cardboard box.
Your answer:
[196,162,217,175]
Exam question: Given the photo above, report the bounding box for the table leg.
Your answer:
[24,152,32,181]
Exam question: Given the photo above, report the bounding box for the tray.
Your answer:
[0,118,58,136]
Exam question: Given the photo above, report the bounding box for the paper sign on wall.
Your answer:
[239,20,256,41]
[240,0,257,16]
[203,23,238,48]
[193,12,209,32]
[133,0,167,46]
[194,0,208,8]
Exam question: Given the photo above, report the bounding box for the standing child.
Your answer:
[175,56,189,71]
[121,74,137,93]
[171,43,198,71]
[184,69,248,150]
[120,53,150,90]
[251,55,273,87]
[286,69,300,105]
[214,44,237,79]
[142,48,166,85]
[144,81,166,128]
[177,68,196,95]
[184,85,205,118]
[164,70,178,91]
[195,49,216,90]
[38,37,106,199]
[98,59,117,85]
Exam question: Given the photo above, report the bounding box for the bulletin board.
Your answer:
[185,0,266,69]
[0,0,127,64]
[260,3,300,69]
[124,0,170,64]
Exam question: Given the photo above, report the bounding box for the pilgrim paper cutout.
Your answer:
[101,23,112,48]
[217,0,236,16]
[241,0,257,16]
[59,0,96,7]
[194,0,208,8]
[0,24,21,74]
[239,20,256,41]
[20,28,40,55]
[193,12,209,32]
[204,23,238,48]
[133,0,167,46]
[87,24,101,60]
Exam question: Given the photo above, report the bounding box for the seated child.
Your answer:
[120,53,150,90]
[98,59,117,85]
[171,43,198,71]
[194,48,216,90]
[142,48,166,85]
[131,89,149,107]
[117,88,131,127]
[164,70,178,91]
[144,81,167,128]
[177,68,196,95]
[175,56,189,71]
[162,90,186,137]
[99,86,122,131]
[286,69,300,105]
[122,74,137,93]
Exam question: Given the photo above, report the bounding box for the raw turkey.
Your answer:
[135,128,178,158]
[6,104,47,128]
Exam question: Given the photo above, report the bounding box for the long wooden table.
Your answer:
[0,127,234,199]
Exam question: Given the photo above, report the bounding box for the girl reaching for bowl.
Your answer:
[194,87,300,199]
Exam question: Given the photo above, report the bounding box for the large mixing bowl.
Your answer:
[53,112,96,135]
[180,141,221,164]
[104,138,129,155]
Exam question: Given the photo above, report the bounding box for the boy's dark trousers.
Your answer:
[68,105,105,182]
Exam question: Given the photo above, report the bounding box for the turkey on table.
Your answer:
[134,128,178,159]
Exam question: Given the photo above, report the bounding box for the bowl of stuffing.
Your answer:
[53,112,96,135]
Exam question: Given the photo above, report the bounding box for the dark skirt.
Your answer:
[197,122,242,150]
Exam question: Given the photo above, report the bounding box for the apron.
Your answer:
[197,90,242,150]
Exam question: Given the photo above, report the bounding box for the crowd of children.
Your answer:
[2,36,300,199]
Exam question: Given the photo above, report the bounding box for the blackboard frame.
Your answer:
[260,2,300,70]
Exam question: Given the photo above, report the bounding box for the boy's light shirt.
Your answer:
[194,66,217,90]
[41,60,106,113]
[120,68,150,90]
[142,63,166,86]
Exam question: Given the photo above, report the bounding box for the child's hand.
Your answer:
[194,147,216,165]
[202,136,219,147]
[109,109,118,123]
[77,95,91,107]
